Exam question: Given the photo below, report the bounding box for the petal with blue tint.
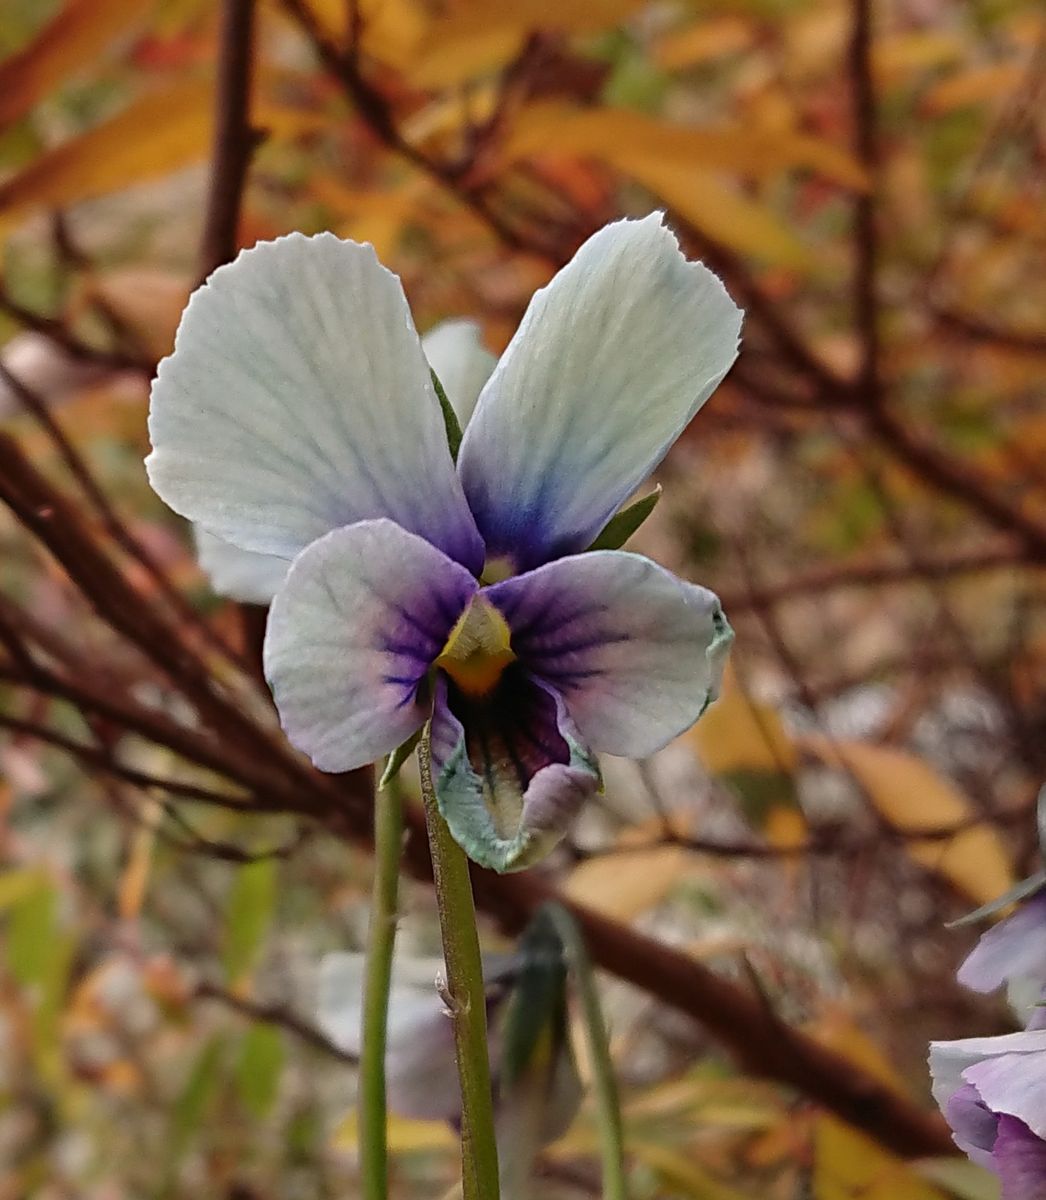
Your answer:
[958,891,1046,995]
[429,670,599,873]
[194,527,287,603]
[993,1116,1046,1200]
[264,520,476,772]
[944,1082,998,1168]
[457,214,742,570]
[148,234,484,572]
[422,319,497,428]
[486,550,732,759]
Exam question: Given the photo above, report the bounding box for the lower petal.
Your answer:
[264,519,477,772]
[429,668,599,872]
[485,550,732,759]
[993,1115,1046,1200]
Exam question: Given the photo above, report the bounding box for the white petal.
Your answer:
[147,234,484,572]
[194,527,288,603]
[421,319,496,428]
[930,1032,1046,1114]
[457,213,742,570]
[263,519,477,772]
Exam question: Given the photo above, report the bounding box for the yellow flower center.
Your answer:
[435,595,516,697]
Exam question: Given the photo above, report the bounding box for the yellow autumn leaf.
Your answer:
[690,666,798,776]
[924,62,1026,113]
[815,1118,948,1200]
[334,1107,456,1153]
[501,103,869,190]
[871,31,964,83]
[652,16,755,71]
[412,0,646,87]
[798,735,1014,904]
[0,80,327,234]
[564,844,691,919]
[0,0,147,129]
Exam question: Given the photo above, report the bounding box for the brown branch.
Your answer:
[198,0,261,283]
[850,0,879,401]
[195,980,357,1062]
[718,540,1029,613]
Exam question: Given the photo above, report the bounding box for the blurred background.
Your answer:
[0,0,1044,1196]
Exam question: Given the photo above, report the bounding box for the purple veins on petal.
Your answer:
[993,1115,1046,1200]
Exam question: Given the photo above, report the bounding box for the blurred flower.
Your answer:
[316,942,581,1155]
[147,215,740,869]
[930,1031,1046,1198]
[959,889,1046,1029]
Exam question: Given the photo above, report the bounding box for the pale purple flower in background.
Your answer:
[146,215,741,870]
[930,1031,1046,1199]
[959,889,1046,1030]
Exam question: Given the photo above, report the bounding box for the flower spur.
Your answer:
[146,213,742,870]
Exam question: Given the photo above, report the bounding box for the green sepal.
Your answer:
[586,485,662,552]
[946,868,1046,928]
[431,368,462,462]
[379,729,421,790]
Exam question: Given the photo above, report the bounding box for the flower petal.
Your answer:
[147,233,485,572]
[485,550,732,758]
[958,892,1046,995]
[264,519,476,772]
[194,527,288,603]
[429,670,599,872]
[965,1042,1046,1141]
[422,319,496,429]
[943,1082,999,1168]
[457,213,742,570]
[993,1115,1046,1200]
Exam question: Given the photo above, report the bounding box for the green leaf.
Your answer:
[379,729,421,789]
[946,869,1046,928]
[5,879,56,986]
[586,485,662,551]
[432,368,462,461]
[165,1036,225,1187]
[235,1024,285,1119]
[222,859,277,984]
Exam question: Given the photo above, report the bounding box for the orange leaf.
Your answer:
[0,0,147,129]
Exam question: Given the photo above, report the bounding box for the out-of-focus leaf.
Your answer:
[565,845,690,919]
[916,1158,1000,1200]
[690,666,797,776]
[924,62,1026,113]
[0,0,147,129]
[222,858,277,986]
[5,876,57,986]
[815,1118,948,1200]
[0,81,326,233]
[652,16,754,71]
[167,1036,225,1176]
[502,103,869,190]
[628,1140,755,1199]
[0,865,47,910]
[235,1023,285,1119]
[334,1108,456,1153]
[799,735,1015,905]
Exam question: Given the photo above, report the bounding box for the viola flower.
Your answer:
[192,319,496,604]
[316,946,581,1149]
[146,215,741,870]
[930,1031,1046,1198]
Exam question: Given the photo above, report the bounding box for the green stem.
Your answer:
[545,904,628,1200]
[359,772,405,1200]
[418,725,501,1200]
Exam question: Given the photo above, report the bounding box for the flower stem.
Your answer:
[359,771,404,1200]
[545,903,628,1200]
[419,725,501,1200]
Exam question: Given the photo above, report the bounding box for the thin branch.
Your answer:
[199,0,261,283]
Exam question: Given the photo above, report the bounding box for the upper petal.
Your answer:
[147,233,485,572]
[457,213,742,570]
[194,527,288,603]
[422,319,497,429]
[264,519,477,772]
[485,550,732,759]
[958,891,1046,995]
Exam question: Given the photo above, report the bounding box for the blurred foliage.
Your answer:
[0,0,1043,1195]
